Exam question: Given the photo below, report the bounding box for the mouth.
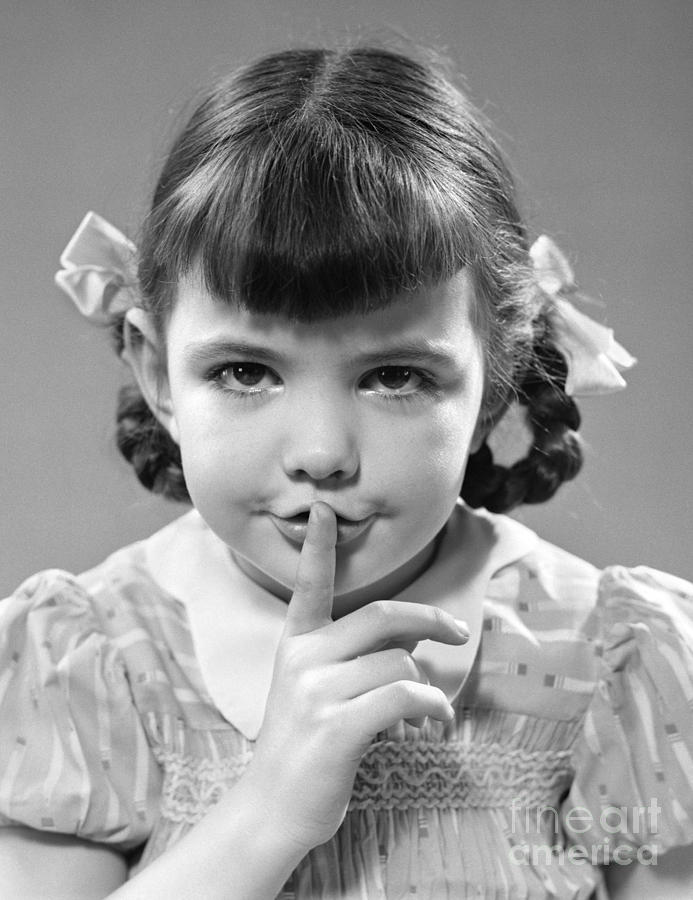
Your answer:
[269,511,375,546]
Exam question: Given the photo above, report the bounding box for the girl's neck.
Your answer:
[142,503,531,625]
[229,530,444,618]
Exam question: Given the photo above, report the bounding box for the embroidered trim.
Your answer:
[155,741,573,825]
[350,741,573,811]
[155,748,253,824]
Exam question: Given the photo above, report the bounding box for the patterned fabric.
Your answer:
[1,520,692,898]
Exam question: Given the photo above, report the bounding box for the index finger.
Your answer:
[284,501,337,636]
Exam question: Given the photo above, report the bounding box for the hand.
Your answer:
[245,502,469,854]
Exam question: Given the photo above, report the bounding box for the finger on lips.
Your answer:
[285,501,337,635]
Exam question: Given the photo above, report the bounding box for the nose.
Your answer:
[281,394,359,483]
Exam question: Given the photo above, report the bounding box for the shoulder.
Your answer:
[597,563,693,627]
[1,521,187,645]
[0,563,165,846]
[477,509,602,628]
[521,532,602,606]
[1,567,105,657]
[0,552,162,711]
[486,507,693,619]
[553,559,693,858]
[482,519,693,857]
[481,509,693,652]
[0,523,203,723]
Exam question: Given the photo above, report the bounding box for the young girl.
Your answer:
[1,45,691,900]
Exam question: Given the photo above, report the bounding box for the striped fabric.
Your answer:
[1,524,692,898]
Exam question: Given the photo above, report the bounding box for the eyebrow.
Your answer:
[184,340,286,366]
[183,338,466,370]
[349,342,463,369]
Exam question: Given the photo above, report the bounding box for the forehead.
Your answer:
[167,268,482,358]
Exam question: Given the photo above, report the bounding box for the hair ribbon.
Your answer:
[54,211,139,324]
[54,213,636,397]
[530,235,636,396]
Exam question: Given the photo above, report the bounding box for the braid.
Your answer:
[115,383,190,502]
[461,337,583,513]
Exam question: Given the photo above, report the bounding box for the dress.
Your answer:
[1,503,692,899]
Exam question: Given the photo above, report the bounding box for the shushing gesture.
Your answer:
[247,502,470,854]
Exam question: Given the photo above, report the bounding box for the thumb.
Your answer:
[284,501,337,636]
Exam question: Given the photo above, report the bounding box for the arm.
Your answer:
[0,773,309,900]
[108,766,310,899]
[0,827,128,899]
[1,503,469,899]
[604,844,693,899]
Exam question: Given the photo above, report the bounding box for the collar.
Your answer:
[143,502,537,741]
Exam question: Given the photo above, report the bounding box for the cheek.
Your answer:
[174,404,267,502]
[367,401,480,501]
[417,421,476,501]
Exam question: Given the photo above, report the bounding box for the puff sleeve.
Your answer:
[561,565,693,860]
[0,570,162,850]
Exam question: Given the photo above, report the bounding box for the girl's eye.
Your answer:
[211,363,280,392]
[361,366,425,395]
[230,363,268,387]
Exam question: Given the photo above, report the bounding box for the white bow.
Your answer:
[530,235,636,396]
[54,211,138,324]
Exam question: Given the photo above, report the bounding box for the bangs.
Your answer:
[153,128,475,321]
[144,49,488,322]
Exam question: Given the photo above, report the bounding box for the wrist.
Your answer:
[237,757,319,861]
[113,768,310,900]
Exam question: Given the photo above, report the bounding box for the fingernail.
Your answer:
[310,501,334,522]
[308,501,337,544]
[454,618,470,639]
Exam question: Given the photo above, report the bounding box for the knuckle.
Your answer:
[369,600,395,629]
[391,679,416,705]
[296,571,332,599]
[278,639,308,675]
[293,573,316,596]
[297,669,322,703]
[428,604,446,630]
[392,648,417,679]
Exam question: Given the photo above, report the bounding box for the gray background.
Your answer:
[2,0,692,595]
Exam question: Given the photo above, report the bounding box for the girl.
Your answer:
[1,45,691,899]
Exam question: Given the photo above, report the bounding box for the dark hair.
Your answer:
[115,44,582,511]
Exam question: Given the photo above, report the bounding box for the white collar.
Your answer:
[143,503,537,740]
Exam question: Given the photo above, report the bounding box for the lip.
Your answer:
[269,512,376,546]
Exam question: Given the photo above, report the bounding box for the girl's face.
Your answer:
[157,270,486,613]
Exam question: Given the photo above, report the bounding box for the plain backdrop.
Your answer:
[1,0,692,595]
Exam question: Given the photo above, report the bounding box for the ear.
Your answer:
[470,388,512,454]
[122,308,180,444]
